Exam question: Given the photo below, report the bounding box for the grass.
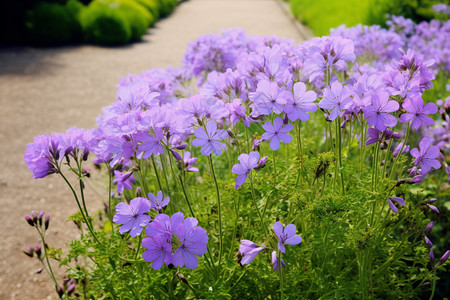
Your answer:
[290,0,373,36]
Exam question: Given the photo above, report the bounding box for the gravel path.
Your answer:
[0,0,306,298]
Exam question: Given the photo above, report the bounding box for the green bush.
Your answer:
[80,0,154,45]
[25,0,83,45]
[114,0,153,40]
[156,0,177,18]
[80,0,132,44]
[134,0,160,21]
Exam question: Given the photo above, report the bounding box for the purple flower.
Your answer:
[273,222,302,253]
[183,151,199,172]
[393,142,410,157]
[362,92,399,131]
[249,80,292,116]
[24,134,60,179]
[146,212,184,240]
[239,240,265,265]
[113,197,151,237]
[366,128,382,146]
[192,121,228,156]
[440,250,450,264]
[231,151,260,189]
[136,128,165,159]
[427,204,440,214]
[173,217,208,269]
[410,138,441,174]
[113,171,136,195]
[425,221,433,234]
[318,81,352,121]
[261,118,294,151]
[284,82,317,122]
[142,234,173,270]
[388,197,405,213]
[148,190,170,212]
[424,236,433,248]
[226,99,251,127]
[400,96,438,130]
[272,251,286,271]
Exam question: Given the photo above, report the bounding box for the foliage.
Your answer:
[290,0,449,36]
[25,0,83,45]
[23,14,449,300]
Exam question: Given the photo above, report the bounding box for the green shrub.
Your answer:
[134,0,160,21]
[156,0,177,18]
[25,0,83,45]
[114,0,153,40]
[80,0,132,45]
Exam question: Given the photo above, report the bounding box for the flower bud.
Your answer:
[136,187,142,197]
[23,245,34,257]
[423,281,431,287]
[252,139,261,151]
[176,272,188,284]
[380,141,388,150]
[57,285,64,298]
[45,215,50,230]
[38,210,44,226]
[255,156,268,170]
[425,221,433,234]
[31,211,38,223]
[174,144,187,150]
[430,249,435,264]
[25,215,35,227]
[36,268,43,274]
[427,204,440,214]
[82,167,91,178]
[283,114,289,125]
[83,149,89,161]
[427,198,438,203]
[35,244,42,258]
[424,236,433,248]
[227,128,236,138]
[80,180,85,190]
[392,132,401,139]
[170,149,183,161]
[440,250,450,265]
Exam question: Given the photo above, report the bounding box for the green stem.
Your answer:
[59,172,100,244]
[38,230,59,293]
[389,123,410,179]
[429,270,437,300]
[273,150,277,183]
[279,250,284,300]
[151,155,163,191]
[229,193,241,260]
[106,164,114,234]
[167,154,195,218]
[250,174,268,237]
[338,117,345,195]
[208,154,223,267]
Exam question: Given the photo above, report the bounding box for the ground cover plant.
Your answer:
[23,11,450,299]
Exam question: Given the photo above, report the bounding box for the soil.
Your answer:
[0,0,306,298]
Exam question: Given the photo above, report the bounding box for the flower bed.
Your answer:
[24,14,449,299]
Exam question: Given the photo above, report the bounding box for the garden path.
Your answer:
[0,0,308,298]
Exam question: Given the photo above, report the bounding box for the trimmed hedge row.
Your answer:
[3,0,178,46]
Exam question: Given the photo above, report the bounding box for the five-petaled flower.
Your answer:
[273,222,302,253]
[113,197,151,237]
[232,151,260,189]
[148,190,170,212]
[400,96,438,130]
[362,92,399,131]
[192,120,228,156]
[239,240,265,265]
[410,138,441,174]
[261,117,293,151]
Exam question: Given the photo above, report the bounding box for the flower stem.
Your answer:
[59,171,100,244]
[167,154,195,218]
[429,270,437,300]
[38,230,59,295]
[279,250,284,300]
[273,150,277,183]
[250,174,268,237]
[389,123,410,179]
[338,117,345,195]
[208,154,223,267]
[106,164,114,234]
[151,155,163,191]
